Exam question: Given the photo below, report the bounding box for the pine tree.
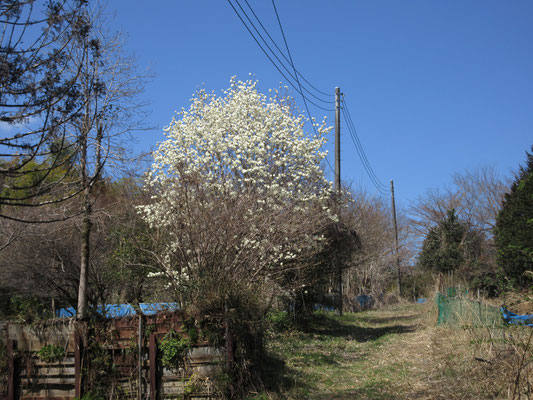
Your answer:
[494,146,533,287]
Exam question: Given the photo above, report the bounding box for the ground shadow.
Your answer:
[257,312,419,398]
[313,386,404,400]
[258,352,301,394]
[357,314,418,325]
[302,314,417,342]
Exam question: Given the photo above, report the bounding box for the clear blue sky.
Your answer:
[109,1,532,209]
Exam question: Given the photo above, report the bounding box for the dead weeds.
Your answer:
[254,301,533,400]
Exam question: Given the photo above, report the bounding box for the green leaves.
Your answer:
[38,344,66,363]
[418,209,480,274]
[159,330,192,369]
[494,147,533,287]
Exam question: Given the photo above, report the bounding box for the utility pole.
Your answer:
[335,87,341,193]
[390,180,402,296]
[335,87,342,315]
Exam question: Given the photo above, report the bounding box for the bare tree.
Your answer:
[409,165,509,237]
[340,188,396,303]
[1,1,150,318]
[69,4,149,319]
[409,165,510,294]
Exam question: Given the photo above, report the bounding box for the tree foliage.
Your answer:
[418,209,482,274]
[410,166,508,294]
[494,146,533,287]
[409,165,508,237]
[139,78,337,306]
[0,1,148,223]
[0,0,93,213]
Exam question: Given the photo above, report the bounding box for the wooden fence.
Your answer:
[1,312,224,399]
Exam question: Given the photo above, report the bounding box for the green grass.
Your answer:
[254,306,419,400]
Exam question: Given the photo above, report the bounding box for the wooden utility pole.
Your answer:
[335,87,341,193]
[335,87,343,315]
[390,180,402,296]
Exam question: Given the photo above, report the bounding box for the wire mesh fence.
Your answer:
[435,290,503,327]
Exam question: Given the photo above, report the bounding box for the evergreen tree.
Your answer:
[494,146,533,287]
[418,209,482,274]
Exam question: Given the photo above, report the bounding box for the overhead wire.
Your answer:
[341,96,388,194]
[227,1,388,189]
[227,0,335,175]
[270,0,335,175]
[242,0,334,99]
[227,0,334,111]
[344,113,388,195]
[344,120,388,194]
[237,0,333,105]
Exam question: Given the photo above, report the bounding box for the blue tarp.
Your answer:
[56,302,180,318]
[417,298,427,304]
[356,295,374,309]
[313,304,335,312]
[501,307,533,327]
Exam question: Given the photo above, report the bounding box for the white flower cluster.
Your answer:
[138,78,334,287]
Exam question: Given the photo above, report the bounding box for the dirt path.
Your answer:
[261,304,436,399]
[259,303,531,400]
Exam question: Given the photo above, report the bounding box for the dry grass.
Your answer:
[381,297,533,400]
[253,297,533,400]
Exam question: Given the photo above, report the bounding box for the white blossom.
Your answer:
[138,78,335,291]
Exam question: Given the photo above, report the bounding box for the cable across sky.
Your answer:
[227,0,388,195]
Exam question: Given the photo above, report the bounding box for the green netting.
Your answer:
[436,292,503,327]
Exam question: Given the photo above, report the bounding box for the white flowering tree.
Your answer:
[139,78,336,306]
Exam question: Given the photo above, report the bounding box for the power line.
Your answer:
[242,0,334,99]
[271,0,319,136]
[239,0,333,105]
[270,0,335,178]
[342,96,388,195]
[227,0,335,176]
[227,0,334,111]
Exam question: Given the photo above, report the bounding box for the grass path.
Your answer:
[255,304,437,400]
[253,302,533,399]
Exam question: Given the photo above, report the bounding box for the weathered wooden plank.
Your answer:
[32,357,75,367]
[7,324,74,352]
[20,397,74,400]
[20,387,75,398]
[31,366,75,376]
[188,346,224,363]
[19,376,74,385]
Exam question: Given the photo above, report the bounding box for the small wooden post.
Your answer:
[7,338,17,400]
[149,333,157,400]
[138,315,143,400]
[75,328,83,398]
[224,303,235,398]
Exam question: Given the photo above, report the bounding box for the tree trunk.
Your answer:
[77,187,92,319]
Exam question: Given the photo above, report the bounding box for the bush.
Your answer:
[267,310,293,333]
[159,330,191,369]
[37,344,65,363]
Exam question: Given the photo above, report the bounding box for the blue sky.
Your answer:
[108,1,532,208]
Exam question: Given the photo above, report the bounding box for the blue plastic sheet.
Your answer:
[417,298,427,304]
[356,295,373,309]
[56,302,180,318]
[501,307,533,327]
[313,304,335,312]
